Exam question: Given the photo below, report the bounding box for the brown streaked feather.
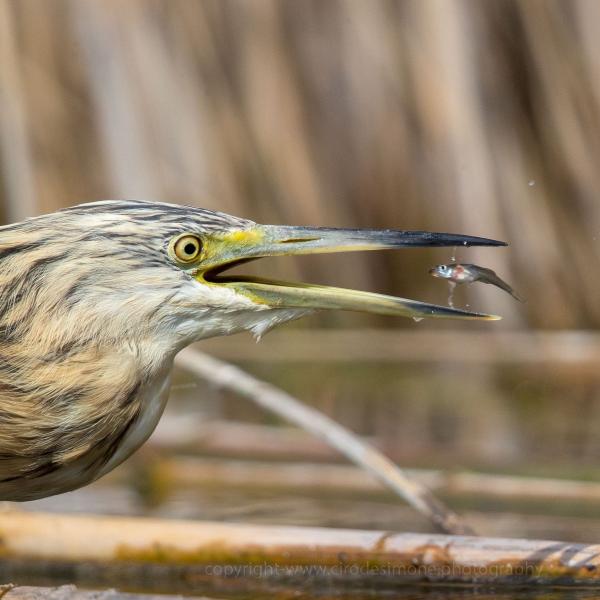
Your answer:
[0,201,252,500]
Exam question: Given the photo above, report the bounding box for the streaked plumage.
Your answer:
[0,201,505,500]
[0,201,269,499]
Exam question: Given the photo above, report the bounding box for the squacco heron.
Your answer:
[0,201,505,500]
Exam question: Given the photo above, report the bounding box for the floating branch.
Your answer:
[0,511,600,589]
[175,348,473,535]
[1,585,206,600]
[123,454,600,504]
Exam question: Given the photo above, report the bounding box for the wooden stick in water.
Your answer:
[1,511,600,587]
[175,348,473,535]
[2,586,208,600]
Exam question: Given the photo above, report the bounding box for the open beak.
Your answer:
[197,224,507,321]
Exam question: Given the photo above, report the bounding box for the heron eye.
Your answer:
[172,234,202,263]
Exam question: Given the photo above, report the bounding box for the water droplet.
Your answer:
[448,282,456,307]
[528,180,536,187]
[412,317,424,323]
[450,246,457,262]
[463,241,468,246]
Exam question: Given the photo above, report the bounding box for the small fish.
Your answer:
[429,263,524,302]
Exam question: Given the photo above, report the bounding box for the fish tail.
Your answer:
[483,273,525,302]
[508,289,526,302]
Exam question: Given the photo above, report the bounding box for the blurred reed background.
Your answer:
[3,0,600,329]
[3,0,600,526]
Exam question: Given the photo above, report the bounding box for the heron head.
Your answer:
[2,201,505,362]
[0,200,509,501]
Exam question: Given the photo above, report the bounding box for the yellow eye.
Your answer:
[172,234,202,263]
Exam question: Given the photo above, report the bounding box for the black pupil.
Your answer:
[184,242,197,256]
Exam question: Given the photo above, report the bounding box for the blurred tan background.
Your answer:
[3,0,600,542]
[3,0,600,329]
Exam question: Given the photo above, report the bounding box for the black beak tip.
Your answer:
[457,235,508,248]
[403,231,508,248]
[480,239,509,247]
